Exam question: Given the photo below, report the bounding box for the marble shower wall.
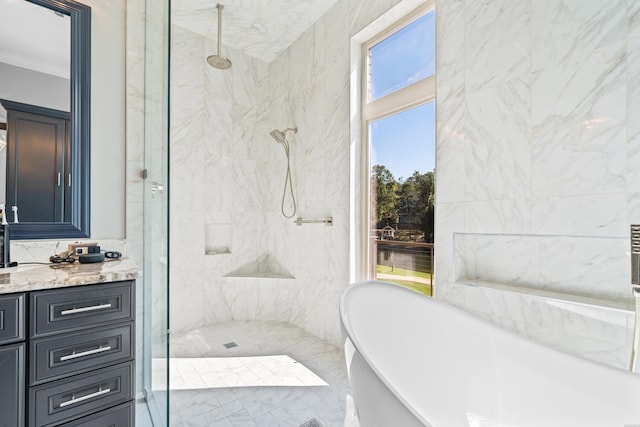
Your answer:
[171,0,410,344]
[435,1,640,314]
[167,0,640,364]
[257,0,421,346]
[170,24,285,333]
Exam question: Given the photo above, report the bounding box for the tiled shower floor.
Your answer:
[168,321,358,426]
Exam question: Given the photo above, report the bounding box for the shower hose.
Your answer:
[280,144,297,218]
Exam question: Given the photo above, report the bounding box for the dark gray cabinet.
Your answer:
[31,281,134,337]
[0,281,135,427]
[0,293,25,427]
[1,100,71,223]
[0,343,25,427]
[30,323,134,385]
[0,293,24,344]
[59,402,134,427]
[29,362,133,427]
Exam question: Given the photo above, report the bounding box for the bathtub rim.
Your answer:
[340,280,433,426]
[340,279,639,426]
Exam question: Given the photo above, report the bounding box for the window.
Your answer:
[368,10,435,101]
[361,3,436,296]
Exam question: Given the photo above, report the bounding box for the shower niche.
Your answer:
[204,222,231,255]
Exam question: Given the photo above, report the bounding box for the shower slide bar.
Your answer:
[294,217,333,226]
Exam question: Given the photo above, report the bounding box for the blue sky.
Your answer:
[369,10,436,181]
[370,102,435,180]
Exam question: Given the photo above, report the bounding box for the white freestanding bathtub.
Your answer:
[340,280,640,427]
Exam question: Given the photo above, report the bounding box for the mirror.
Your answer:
[0,0,90,239]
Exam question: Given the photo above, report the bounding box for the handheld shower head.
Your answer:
[270,130,287,145]
[270,127,297,145]
[270,127,298,218]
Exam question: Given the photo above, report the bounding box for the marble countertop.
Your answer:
[0,258,140,294]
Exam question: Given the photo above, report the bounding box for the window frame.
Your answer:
[359,1,436,279]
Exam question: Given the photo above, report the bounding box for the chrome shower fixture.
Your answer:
[270,127,298,218]
[207,3,232,70]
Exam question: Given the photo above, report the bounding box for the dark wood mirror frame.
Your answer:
[9,0,91,239]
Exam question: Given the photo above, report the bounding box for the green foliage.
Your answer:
[372,166,435,243]
[371,165,399,226]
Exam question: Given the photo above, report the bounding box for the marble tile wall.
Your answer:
[257,0,420,346]
[170,0,413,345]
[435,0,640,329]
[454,233,629,301]
[148,0,640,384]
[170,24,283,334]
[453,282,633,370]
[167,0,640,360]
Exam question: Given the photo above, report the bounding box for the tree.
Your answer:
[396,170,435,243]
[371,165,399,228]
[412,170,435,243]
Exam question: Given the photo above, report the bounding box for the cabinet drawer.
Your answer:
[59,401,134,427]
[31,282,134,337]
[30,323,134,385]
[29,362,133,427]
[0,293,24,344]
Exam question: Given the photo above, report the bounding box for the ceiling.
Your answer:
[0,0,339,76]
[172,0,341,63]
[0,0,70,78]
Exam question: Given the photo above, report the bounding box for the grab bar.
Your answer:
[294,217,333,226]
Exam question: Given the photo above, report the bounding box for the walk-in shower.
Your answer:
[206,3,231,70]
[271,127,297,218]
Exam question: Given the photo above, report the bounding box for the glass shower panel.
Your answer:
[142,0,171,424]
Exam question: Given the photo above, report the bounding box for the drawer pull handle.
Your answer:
[60,303,112,316]
[59,388,111,408]
[60,345,112,361]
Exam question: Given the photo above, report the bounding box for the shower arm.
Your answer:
[217,4,223,56]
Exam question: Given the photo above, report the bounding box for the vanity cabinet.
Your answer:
[0,281,135,427]
[0,293,25,427]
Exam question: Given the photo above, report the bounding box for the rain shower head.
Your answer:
[207,3,232,70]
[270,127,297,144]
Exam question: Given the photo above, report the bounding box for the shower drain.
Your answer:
[223,341,237,349]
[300,418,323,427]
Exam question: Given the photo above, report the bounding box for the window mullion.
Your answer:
[362,75,435,122]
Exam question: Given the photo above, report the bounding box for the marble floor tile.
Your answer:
[169,320,358,427]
